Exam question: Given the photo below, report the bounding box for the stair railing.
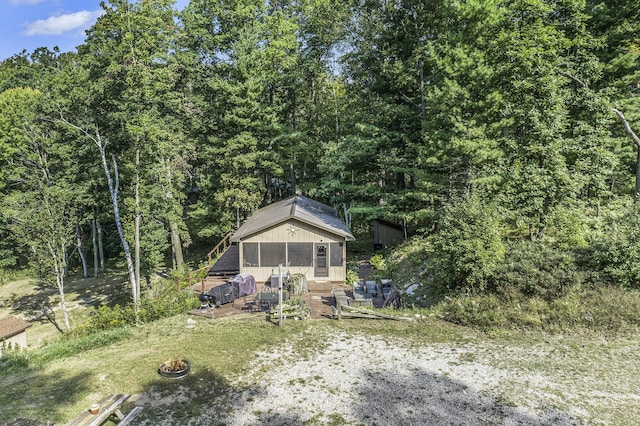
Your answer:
[207,232,234,264]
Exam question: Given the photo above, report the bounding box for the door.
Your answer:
[314,243,329,278]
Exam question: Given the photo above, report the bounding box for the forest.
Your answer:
[1,0,639,330]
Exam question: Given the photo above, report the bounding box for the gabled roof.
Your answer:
[231,195,355,242]
[0,316,31,340]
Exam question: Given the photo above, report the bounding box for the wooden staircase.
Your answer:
[207,232,234,264]
[186,232,239,293]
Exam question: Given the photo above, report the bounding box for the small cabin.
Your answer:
[230,196,355,283]
[0,316,32,354]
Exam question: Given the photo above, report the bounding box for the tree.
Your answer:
[0,87,79,332]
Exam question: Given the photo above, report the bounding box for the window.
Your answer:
[287,243,313,266]
[330,242,343,266]
[243,243,259,267]
[260,242,286,267]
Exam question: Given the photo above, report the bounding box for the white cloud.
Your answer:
[22,10,104,36]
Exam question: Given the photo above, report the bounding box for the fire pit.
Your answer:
[158,358,190,379]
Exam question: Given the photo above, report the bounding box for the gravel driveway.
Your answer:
[193,329,609,425]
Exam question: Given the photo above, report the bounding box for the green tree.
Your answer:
[0,87,80,332]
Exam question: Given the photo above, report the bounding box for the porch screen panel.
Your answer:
[287,243,313,266]
[243,243,259,267]
[330,242,343,266]
[260,242,286,267]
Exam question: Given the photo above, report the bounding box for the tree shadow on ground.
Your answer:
[350,366,578,425]
[4,278,63,332]
[128,367,283,426]
[193,361,579,426]
[0,369,93,425]
[4,271,131,333]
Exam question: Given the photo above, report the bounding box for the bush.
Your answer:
[433,285,640,333]
[429,197,505,294]
[583,203,640,288]
[0,342,29,373]
[81,290,198,334]
[489,240,582,301]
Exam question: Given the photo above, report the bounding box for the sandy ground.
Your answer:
[158,329,587,426]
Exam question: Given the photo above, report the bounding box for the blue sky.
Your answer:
[0,0,189,61]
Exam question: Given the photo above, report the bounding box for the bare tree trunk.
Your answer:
[170,221,183,269]
[97,214,105,273]
[162,157,183,269]
[91,215,99,278]
[135,145,141,301]
[96,134,138,306]
[48,240,70,332]
[76,224,88,278]
[57,117,137,302]
[612,108,640,199]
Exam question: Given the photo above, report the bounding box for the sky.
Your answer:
[0,0,189,62]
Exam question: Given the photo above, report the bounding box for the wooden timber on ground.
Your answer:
[333,303,413,321]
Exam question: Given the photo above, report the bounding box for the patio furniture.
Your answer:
[365,281,378,297]
[66,394,142,426]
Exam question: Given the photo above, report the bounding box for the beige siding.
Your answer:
[0,332,27,354]
[238,219,347,283]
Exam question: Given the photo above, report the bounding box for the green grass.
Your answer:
[0,315,292,424]
[1,314,639,425]
[2,271,640,424]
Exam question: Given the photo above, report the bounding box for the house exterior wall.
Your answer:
[0,332,28,355]
[238,219,347,283]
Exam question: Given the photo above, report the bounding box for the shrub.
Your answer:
[583,203,640,288]
[489,240,582,301]
[0,342,29,373]
[429,196,505,294]
[346,269,359,286]
[81,290,198,334]
[368,254,386,270]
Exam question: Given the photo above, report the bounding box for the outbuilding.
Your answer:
[230,195,355,283]
[0,316,32,354]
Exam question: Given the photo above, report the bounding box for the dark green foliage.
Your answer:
[583,202,640,288]
[490,240,582,301]
[429,197,505,294]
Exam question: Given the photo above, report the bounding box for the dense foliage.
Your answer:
[0,0,639,326]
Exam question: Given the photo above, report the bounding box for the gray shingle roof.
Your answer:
[230,196,355,242]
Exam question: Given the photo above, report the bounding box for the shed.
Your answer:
[373,219,405,250]
[230,195,355,283]
[0,316,32,354]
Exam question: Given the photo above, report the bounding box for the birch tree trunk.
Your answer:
[612,108,640,199]
[95,131,138,306]
[97,213,105,273]
[76,224,88,278]
[91,213,99,277]
[48,240,70,332]
[134,145,141,302]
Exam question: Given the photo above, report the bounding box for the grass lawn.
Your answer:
[1,273,639,425]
